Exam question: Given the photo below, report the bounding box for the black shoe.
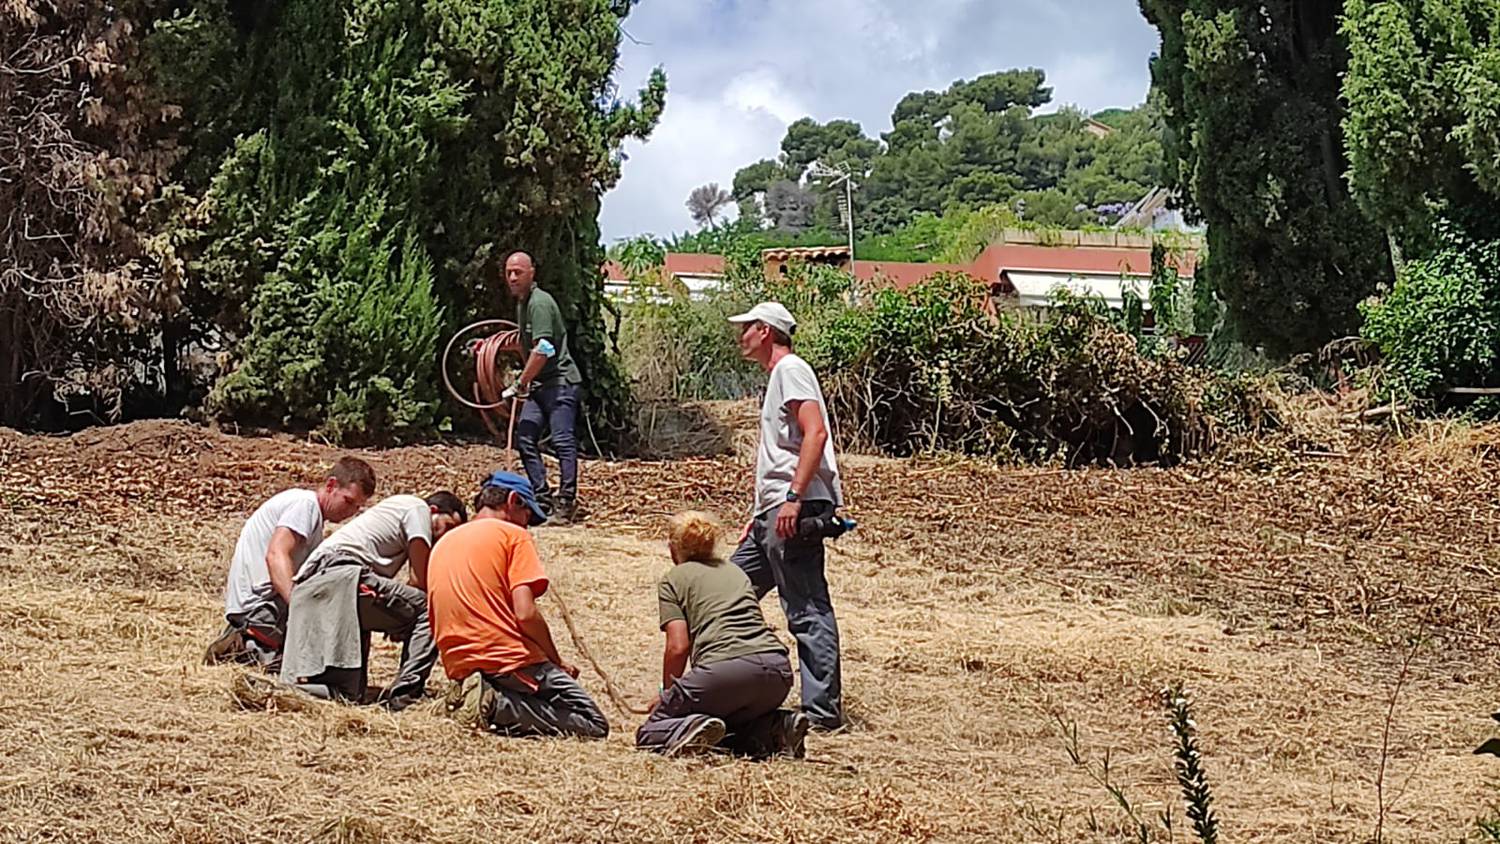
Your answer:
[375,682,425,712]
[381,692,423,713]
[772,711,810,758]
[808,715,845,734]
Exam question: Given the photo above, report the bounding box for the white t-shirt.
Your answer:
[298,494,433,580]
[754,353,844,517]
[223,488,324,616]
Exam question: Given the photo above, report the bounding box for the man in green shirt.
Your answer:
[503,251,584,524]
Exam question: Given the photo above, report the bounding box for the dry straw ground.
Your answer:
[1,406,1499,842]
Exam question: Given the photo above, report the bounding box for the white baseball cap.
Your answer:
[728,302,797,337]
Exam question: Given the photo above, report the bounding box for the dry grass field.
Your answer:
[2,410,1499,842]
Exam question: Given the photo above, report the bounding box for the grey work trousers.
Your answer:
[635,651,794,757]
[220,596,287,669]
[356,569,438,700]
[479,662,609,739]
[730,501,844,729]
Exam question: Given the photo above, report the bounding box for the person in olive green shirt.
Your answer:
[635,511,810,758]
[503,251,584,524]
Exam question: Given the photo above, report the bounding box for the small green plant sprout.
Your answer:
[1162,684,1220,844]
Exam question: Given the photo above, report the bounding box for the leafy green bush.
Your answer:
[806,274,1264,464]
[1360,225,1500,406]
[147,0,664,443]
[617,292,760,401]
[617,245,854,401]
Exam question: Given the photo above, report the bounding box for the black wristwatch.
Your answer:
[785,490,800,503]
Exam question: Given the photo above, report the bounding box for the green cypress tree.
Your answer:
[153,0,665,442]
[1138,0,1392,355]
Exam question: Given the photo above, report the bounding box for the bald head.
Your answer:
[505,251,536,299]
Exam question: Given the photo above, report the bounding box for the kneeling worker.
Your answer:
[427,472,608,739]
[278,492,468,710]
[206,457,375,668]
[636,511,809,758]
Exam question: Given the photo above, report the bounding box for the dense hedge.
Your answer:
[3,0,664,443]
[805,274,1266,464]
[617,254,1267,464]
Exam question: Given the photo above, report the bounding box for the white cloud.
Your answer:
[722,68,811,125]
[606,91,780,241]
[1042,50,1154,113]
[599,0,1161,242]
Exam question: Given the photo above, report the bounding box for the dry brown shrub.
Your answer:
[0,0,190,425]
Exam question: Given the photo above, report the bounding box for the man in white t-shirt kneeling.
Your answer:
[278,492,468,710]
[726,302,846,731]
[205,457,376,669]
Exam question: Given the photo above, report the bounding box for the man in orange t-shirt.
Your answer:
[427,471,607,739]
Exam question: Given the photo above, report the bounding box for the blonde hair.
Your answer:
[668,511,723,563]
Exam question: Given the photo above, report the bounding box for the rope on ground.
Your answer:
[549,582,651,716]
[499,388,643,715]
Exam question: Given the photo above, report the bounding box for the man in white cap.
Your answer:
[725,302,846,731]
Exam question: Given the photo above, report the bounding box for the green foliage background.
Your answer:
[143,0,665,442]
[1343,0,1500,408]
[725,69,1167,237]
[615,231,1257,465]
[1138,0,1391,357]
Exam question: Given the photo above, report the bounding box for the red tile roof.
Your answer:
[972,243,1197,282]
[664,253,725,276]
[852,261,979,288]
[603,253,724,282]
[602,244,1195,289]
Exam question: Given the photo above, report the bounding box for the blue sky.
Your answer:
[598,0,1162,242]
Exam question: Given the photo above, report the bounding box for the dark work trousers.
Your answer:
[481,662,609,739]
[635,651,794,757]
[354,569,437,701]
[515,383,580,506]
[730,501,843,729]
[220,596,288,670]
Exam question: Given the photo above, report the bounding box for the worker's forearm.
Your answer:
[267,553,295,604]
[661,648,689,689]
[520,615,564,666]
[790,428,827,495]
[518,350,548,387]
[406,542,430,591]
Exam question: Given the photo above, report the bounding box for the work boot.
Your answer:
[549,498,577,526]
[204,624,247,665]
[664,717,726,757]
[807,711,846,734]
[445,673,496,731]
[771,710,810,759]
[381,691,424,713]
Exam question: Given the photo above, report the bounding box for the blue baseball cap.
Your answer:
[483,471,548,526]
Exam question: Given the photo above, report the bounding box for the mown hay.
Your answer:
[0,420,1496,841]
